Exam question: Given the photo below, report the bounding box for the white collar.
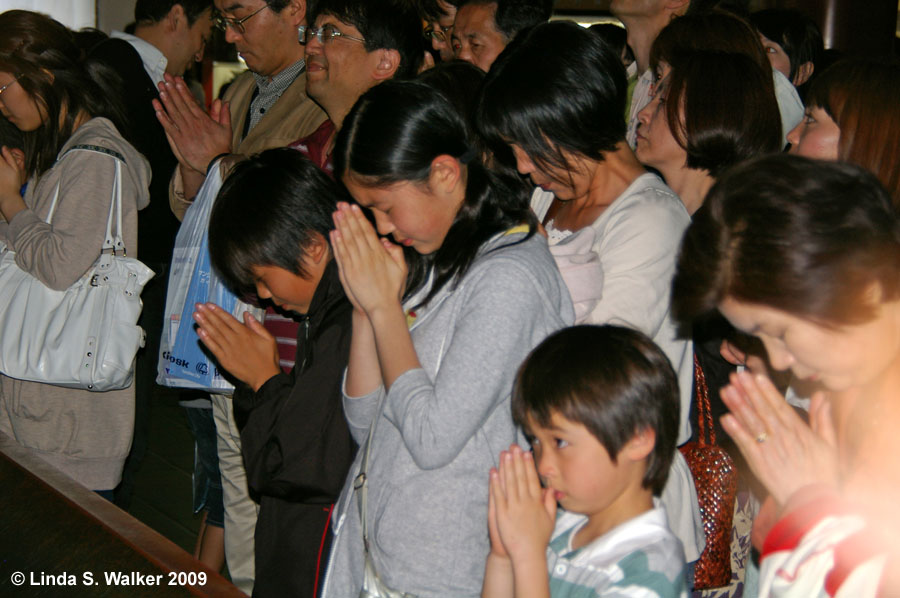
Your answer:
[110,31,168,87]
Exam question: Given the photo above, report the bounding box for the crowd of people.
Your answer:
[0,0,898,597]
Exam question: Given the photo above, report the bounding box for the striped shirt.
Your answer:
[263,308,299,373]
[248,59,306,133]
[547,507,687,598]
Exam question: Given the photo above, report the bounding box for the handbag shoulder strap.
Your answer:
[693,352,715,446]
[47,144,126,255]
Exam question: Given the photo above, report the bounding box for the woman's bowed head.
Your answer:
[673,155,900,397]
[317,76,570,598]
[329,77,535,321]
[672,153,900,594]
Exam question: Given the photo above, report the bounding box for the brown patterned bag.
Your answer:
[679,354,738,589]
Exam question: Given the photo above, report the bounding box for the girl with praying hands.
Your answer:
[319,79,573,598]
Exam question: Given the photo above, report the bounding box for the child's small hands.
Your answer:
[331,202,407,316]
[491,444,556,565]
[487,468,509,559]
[193,303,281,392]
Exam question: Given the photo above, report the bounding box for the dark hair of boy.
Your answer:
[308,0,425,79]
[511,325,680,496]
[134,0,214,25]
[208,148,349,296]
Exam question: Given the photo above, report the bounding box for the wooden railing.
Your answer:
[0,431,246,597]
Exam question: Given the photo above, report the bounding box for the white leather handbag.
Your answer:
[0,145,154,391]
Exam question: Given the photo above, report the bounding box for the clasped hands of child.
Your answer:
[330,201,421,393]
[483,444,556,598]
[194,201,414,394]
[329,201,407,317]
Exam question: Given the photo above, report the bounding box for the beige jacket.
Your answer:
[169,68,326,219]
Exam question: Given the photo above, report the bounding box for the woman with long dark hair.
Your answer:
[0,11,149,494]
[477,20,703,564]
[318,80,573,597]
[673,154,900,596]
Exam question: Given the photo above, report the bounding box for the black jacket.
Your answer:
[88,37,181,266]
[234,261,356,598]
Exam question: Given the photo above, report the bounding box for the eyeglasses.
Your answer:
[423,24,452,43]
[214,4,268,35]
[0,74,21,98]
[298,24,366,45]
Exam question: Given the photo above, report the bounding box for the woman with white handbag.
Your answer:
[0,11,151,496]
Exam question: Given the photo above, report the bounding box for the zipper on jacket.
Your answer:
[299,316,311,372]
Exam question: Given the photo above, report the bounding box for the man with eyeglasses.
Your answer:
[451,0,552,72]
[300,0,424,145]
[87,0,215,525]
[421,0,458,62]
[152,1,326,595]
[157,0,326,219]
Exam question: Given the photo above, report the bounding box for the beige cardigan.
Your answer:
[0,117,151,491]
[169,68,326,219]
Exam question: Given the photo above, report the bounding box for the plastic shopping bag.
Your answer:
[157,161,263,393]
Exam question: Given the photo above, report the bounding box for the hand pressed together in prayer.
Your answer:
[720,370,839,506]
[0,145,26,221]
[193,302,281,393]
[330,202,407,317]
[488,444,557,563]
[152,73,233,175]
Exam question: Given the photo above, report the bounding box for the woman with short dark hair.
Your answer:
[650,10,800,147]
[636,50,782,215]
[477,19,703,564]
